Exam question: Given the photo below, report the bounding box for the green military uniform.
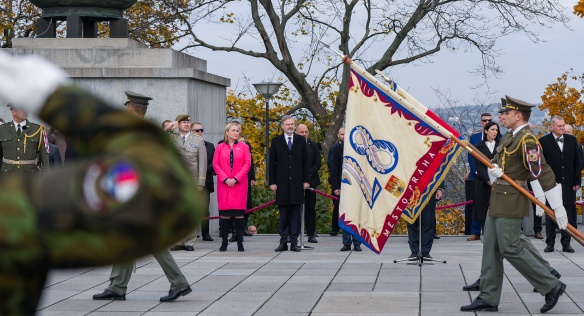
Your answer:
[0,86,201,315]
[97,92,190,298]
[477,96,560,306]
[0,116,50,173]
[170,114,207,249]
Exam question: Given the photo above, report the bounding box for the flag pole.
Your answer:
[343,56,584,246]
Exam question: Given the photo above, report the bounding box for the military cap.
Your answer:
[500,95,535,113]
[175,114,191,122]
[125,91,152,106]
[497,98,507,113]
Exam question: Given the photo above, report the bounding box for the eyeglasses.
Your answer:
[481,119,492,122]
[193,129,204,132]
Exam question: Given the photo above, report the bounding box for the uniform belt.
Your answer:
[495,179,527,186]
[2,157,38,165]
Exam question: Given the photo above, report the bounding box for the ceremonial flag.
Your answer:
[339,62,463,254]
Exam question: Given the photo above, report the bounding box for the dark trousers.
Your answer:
[202,188,210,237]
[464,180,475,235]
[342,231,361,246]
[304,189,317,236]
[279,204,300,245]
[407,198,436,254]
[533,202,542,233]
[546,204,576,247]
[331,189,340,232]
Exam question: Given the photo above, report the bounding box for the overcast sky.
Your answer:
[181,1,584,108]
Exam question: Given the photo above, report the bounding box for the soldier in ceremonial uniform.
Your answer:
[462,99,561,294]
[0,52,201,315]
[169,114,207,251]
[461,96,568,314]
[93,93,193,302]
[0,105,49,173]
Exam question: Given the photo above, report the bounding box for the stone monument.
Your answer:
[3,0,229,235]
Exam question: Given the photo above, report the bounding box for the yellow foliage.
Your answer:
[575,0,584,18]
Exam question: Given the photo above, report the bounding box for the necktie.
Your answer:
[287,136,292,151]
[16,124,21,137]
[556,137,563,143]
[182,135,186,145]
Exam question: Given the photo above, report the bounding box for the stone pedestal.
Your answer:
[3,38,230,236]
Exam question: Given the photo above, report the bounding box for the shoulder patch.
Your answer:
[528,149,538,162]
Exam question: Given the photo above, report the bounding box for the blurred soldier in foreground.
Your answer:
[0,52,201,315]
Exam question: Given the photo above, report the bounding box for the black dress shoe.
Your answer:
[329,230,339,236]
[544,245,554,252]
[408,253,417,259]
[353,245,362,251]
[534,269,562,292]
[244,231,253,237]
[275,244,288,252]
[314,234,319,237]
[434,233,441,239]
[460,298,498,312]
[290,244,300,252]
[562,245,575,253]
[185,245,194,251]
[541,281,566,313]
[422,253,432,259]
[340,245,351,251]
[229,235,237,242]
[160,286,192,302]
[93,289,126,301]
[308,236,318,243]
[202,234,214,241]
[463,279,480,291]
[170,245,185,251]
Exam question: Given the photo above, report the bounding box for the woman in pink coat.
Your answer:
[213,122,251,251]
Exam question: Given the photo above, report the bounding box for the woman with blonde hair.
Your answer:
[213,122,252,251]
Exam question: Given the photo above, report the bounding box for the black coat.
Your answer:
[330,142,344,191]
[269,133,310,205]
[204,141,215,193]
[306,137,321,187]
[539,133,582,205]
[474,139,498,221]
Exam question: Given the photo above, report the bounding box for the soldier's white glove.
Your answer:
[0,51,70,114]
[530,180,546,217]
[488,164,503,182]
[544,184,568,230]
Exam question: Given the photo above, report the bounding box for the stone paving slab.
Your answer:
[37,234,584,315]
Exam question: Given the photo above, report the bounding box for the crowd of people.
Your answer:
[3,52,584,314]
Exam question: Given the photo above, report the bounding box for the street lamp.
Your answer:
[253,81,282,185]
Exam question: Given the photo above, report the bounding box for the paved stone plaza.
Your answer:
[37,233,584,315]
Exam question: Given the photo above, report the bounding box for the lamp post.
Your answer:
[253,82,282,186]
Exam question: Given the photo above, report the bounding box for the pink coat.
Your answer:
[213,141,252,211]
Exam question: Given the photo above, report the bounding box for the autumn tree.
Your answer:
[166,0,570,156]
[540,70,584,142]
[0,0,189,48]
[0,0,39,48]
[576,0,584,17]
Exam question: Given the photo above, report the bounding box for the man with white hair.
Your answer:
[538,116,581,253]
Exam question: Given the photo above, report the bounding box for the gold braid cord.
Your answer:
[501,132,541,172]
[22,125,45,154]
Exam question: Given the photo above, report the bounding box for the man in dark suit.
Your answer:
[269,115,310,252]
[539,116,581,253]
[296,124,321,243]
[327,127,344,236]
[192,122,215,241]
